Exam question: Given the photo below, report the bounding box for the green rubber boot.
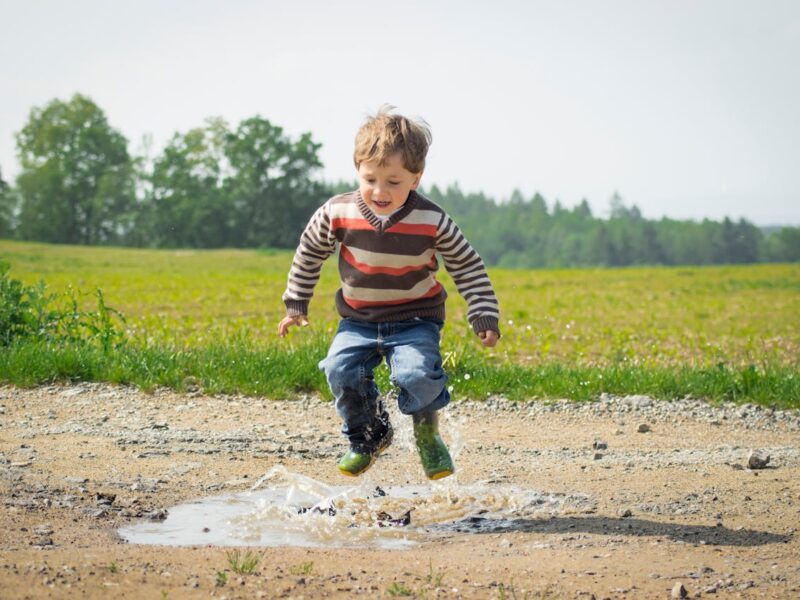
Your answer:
[413,411,454,480]
[337,424,393,477]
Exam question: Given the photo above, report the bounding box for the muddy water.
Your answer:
[119,466,595,549]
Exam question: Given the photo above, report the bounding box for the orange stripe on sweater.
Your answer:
[331,217,375,232]
[341,246,436,276]
[342,281,443,309]
[385,222,438,236]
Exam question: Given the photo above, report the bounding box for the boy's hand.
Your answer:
[478,330,499,348]
[278,315,309,338]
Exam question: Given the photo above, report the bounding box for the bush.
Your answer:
[0,260,126,349]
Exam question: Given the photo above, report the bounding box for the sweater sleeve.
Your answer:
[282,201,337,316]
[434,213,501,336]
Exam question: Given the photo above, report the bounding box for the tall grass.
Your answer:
[1,241,798,408]
[2,336,797,408]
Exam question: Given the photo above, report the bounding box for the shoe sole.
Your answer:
[338,432,393,477]
[427,467,454,480]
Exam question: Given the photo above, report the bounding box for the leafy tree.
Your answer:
[144,118,230,248]
[15,94,134,244]
[764,227,800,262]
[0,166,15,237]
[224,116,325,248]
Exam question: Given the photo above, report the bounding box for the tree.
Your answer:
[15,94,134,244]
[224,116,325,248]
[0,166,15,237]
[769,228,800,261]
[144,118,230,248]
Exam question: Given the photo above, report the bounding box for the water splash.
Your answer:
[119,466,594,549]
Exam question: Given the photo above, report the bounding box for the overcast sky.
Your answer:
[1,0,798,225]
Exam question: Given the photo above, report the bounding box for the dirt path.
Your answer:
[1,383,799,599]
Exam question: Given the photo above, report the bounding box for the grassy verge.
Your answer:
[1,337,797,409]
[2,251,798,409]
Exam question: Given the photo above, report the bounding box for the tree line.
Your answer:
[426,187,800,267]
[1,93,798,267]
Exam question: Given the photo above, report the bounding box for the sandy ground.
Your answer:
[1,383,799,599]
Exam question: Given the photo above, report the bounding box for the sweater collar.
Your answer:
[356,190,419,231]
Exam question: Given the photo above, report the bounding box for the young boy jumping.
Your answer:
[279,107,500,480]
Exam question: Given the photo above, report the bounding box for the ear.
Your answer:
[411,171,423,190]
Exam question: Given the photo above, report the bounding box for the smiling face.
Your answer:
[357,153,422,215]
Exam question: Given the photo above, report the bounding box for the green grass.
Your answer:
[225,549,261,575]
[288,561,314,576]
[1,240,798,407]
[1,339,796,407]
[387,581,414,597]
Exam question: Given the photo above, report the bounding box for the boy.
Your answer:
[279,107,500,480]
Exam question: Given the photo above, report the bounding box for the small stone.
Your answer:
[593,452,604,460]
[637,423,651,433]
[33,537,53,547]
[592,439,608,450]
[33,525,54,536]
[747,450,770,470]
[618,509,633,518]
[95,492,116,506]
[671,582,688,598]
[145,508,168,521]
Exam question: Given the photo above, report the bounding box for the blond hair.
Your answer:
[353,105,432,174]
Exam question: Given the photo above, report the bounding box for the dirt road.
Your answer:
[1,383,798,599]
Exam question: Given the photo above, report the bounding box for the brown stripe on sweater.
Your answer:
[338,256,437,291]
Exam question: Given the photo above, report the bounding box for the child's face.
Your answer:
[357,153,422,215]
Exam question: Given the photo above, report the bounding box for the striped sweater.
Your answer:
[282,190,500,336]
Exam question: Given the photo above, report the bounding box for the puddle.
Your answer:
[119,466,595,549]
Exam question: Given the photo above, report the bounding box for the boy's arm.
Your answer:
[434,214,501,340]
[280,202,337,324]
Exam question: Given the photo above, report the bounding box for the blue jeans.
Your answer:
[319,318,450,446]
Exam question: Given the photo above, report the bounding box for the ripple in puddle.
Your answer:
[119,466,594,548]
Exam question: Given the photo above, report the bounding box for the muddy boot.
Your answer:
[412,410,454,480]
[337,420,393,477]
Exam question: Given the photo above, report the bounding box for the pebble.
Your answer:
[747,450,770,470]
[637,423,651,433]
[145,508,168,521]
[671,582,688,598]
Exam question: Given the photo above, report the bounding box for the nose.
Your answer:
[372,184,387,199]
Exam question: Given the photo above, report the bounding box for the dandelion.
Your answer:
[448,385,454,393]
[463,373,471,380]
[507,319,514,326]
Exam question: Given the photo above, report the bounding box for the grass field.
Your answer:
[2,240,798,406]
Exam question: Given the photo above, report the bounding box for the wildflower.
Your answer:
[463,373,471,380]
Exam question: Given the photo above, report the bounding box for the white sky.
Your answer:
[1,0,798,225]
